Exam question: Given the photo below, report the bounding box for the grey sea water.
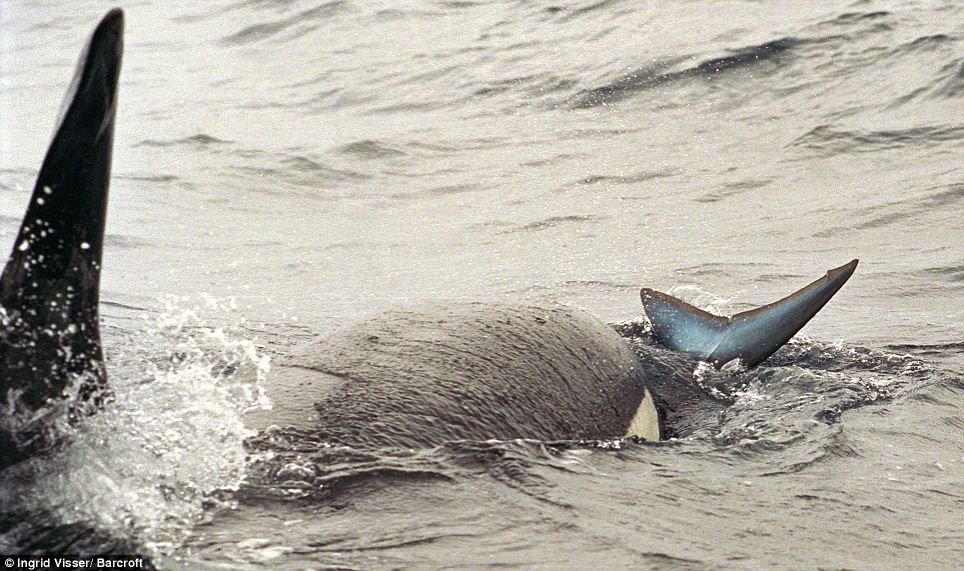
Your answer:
[0,0,961,568]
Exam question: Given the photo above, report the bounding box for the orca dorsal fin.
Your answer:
[641,260,858,368]
[0,9,123,468]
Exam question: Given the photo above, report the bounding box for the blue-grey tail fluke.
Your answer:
[641,260,858,368]
[0,9,123,469]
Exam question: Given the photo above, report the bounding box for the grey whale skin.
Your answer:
[0,9,857,469]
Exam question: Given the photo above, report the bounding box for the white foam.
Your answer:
[0,295,271,557]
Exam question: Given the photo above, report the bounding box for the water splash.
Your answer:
[665,284,740,315]
[0,295,271,557]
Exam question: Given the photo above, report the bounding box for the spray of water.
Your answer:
[0,295,271,556]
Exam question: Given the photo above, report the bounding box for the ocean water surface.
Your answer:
[0,0,961,568]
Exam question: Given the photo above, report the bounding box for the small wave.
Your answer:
[694,38,796,73]
[902,34,956,52]
[101,299,150,312]
[242,435,455,502]
[221,1,347,46]
[790,124,964,155]
[572,38,797,108]
[230,154,373,188]
[472,72,577,103]
[436,1,481,9]
[115,173,179,183]
[363,99,454,115]
[933,58,964,99]
[241,86,342,111]
[556,0,631,22]
[766,338,930,377]
[0,167,37,179]
[758,426,862,476]
[884,341,964,356]
[559,279,638,292]
[104,234,151,250]
[813,183,962,236]
[823,10,892,25]
[281,155,366,178]
[405,183,485,199]
[372,7,444,22]
[695,178,771,203]
[575,168,676,186]
[569,58,682,109]
[503,214,604,233]
[338,139,408,160]
[173,0,305,23]
[390,63,462,88]
[0,213,26,225]
[878,36,961,106]
[135,134,232,148]
[521,152,579,168]
[807,10,895,41]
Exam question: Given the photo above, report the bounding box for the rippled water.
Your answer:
[0,0,961,568]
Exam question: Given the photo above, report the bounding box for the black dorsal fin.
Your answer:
[0,9,123,469]
[641,260,858,368]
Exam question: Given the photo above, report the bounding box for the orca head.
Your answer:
[0,9,124,469]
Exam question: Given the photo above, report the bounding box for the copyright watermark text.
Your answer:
[3,557,145,570]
